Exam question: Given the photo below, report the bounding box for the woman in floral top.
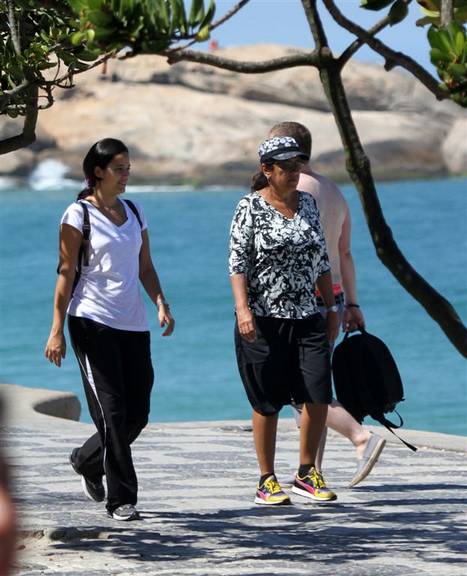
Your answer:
[229,136,339,506]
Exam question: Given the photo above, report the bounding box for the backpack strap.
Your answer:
[79,201,90,267]
[375,411,418,452]
[56,201,90,276]
[123,199,143,228]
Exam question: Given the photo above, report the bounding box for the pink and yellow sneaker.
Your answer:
[292,467,337,502]
[255,474,291,506]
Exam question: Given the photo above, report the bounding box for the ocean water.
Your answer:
[0,176,466,436]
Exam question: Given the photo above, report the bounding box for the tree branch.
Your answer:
[339,13,393,67]
[6,0,21,55]
[0,80,30,112]
[441,0,454,26]
[45,51,116,86]
[209,0,251,34]
[321,0,447,100]
[0,86,38,155]
[166,48,329,72]
[302,0,467,355]
[301,0,329,47]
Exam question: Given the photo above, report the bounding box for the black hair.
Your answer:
[77,138,129,200]
[250,161,274,192]
[269,121,312,158]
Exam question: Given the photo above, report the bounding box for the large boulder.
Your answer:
[442,119,467,175]
[0,46,463,184]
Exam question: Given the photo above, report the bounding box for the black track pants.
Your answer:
[68,315,154,513]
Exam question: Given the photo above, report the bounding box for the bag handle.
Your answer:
[343,326,367,341]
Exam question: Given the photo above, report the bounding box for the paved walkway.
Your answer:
[1,384,466,575]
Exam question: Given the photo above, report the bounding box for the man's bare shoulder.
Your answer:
[299,171,346,203]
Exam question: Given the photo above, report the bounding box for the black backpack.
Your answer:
[57,198,142,294]
[332,329,417,451]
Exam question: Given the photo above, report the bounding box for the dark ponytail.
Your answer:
[250,162,273,192]
[77,138,129,200]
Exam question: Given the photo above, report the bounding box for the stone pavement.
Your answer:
[1,384,466,576]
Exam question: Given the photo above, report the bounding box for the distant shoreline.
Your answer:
[2,173,467,193]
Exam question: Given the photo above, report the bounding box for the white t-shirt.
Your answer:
[61,199,149,331]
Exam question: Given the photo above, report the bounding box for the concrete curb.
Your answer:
[1,383,466,453]
[1,382,82,429]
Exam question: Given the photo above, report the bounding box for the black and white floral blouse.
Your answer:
[229,191,330,319]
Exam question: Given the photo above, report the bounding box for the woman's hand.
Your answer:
[237,307,256,342]
[326,310,340,346]
[158,303,175,336]
[44,332,66,367]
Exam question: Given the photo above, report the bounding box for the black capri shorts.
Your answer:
[234,314,332,415]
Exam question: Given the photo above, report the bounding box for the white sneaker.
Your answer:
[349,433,386,488]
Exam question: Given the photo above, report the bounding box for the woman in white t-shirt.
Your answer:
[45,138,174,521]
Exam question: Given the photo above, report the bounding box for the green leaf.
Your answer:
[447,62,467,79]
[430,47,453,63]
[38,61,57,70]
[446,21,464,43]
[198,0,215,30]
[188,0,204,26]
[71,31,86,45]
[87,9,114,27]
[67,0,89,14]
[93,26,119,40]
[455,30,465,55]
[88,0,104,10]
[427,26,446,50]
[170,0,187,34]
[157,0,170,29]
[433,28,456,54]
[77,48,100,61]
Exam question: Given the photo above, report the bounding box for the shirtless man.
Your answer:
[270,122,386,487]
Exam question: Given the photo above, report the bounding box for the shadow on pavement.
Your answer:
[47,494,467,571]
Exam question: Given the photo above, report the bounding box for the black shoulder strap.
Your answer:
[79,201,90,267]
[123,199,143,228]
[57,201,90,275]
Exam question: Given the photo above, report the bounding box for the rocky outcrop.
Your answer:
[0,45,464,185]
[442,118,467,174]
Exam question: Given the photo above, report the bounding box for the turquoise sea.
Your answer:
[0,175,466,436]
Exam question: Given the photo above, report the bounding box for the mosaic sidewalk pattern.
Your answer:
[2,421,466,576]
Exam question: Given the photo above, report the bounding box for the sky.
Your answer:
[198,0,436,74]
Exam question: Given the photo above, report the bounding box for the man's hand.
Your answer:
[343,306,365,333]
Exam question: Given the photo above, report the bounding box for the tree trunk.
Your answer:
[0,86,38,155]
[302,0,467,356]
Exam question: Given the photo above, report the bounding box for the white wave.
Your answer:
[29,159,80,191]
[125,184,242,194]
[125,184,196,193]
[0,176,20,190]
